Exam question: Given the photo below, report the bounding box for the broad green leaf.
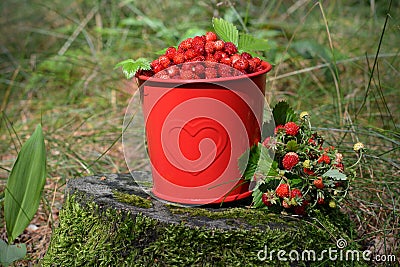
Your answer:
[238,33,269,52]
[272,101,297,126]
[0,239,26,266]
[322,169,347,180]
[4,124,47,243]
[238,144,260,180]
[114,58,151,79]
[212,17,239,46]
[251,185,265,208]
[256,144,274,174]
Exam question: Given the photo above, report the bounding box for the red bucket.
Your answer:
[138,64,272,205]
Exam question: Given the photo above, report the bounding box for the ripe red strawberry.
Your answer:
[290,188,303,199]
[284,122,300,136]
[166,65,180,77]
[220,56,232,65]
[260,61,271,69]
[152,63,164,73]
[247,59,257,72]
[205,67,217,79]
[192,35,205,47]
[136,69,154,77]
[205,42,215,54]
[191,56,205,62]
[274,125,285,134]
[335,163,344,172]
[252,57,262,66]
[158,55,170,68]
[181,63,192,71]
[178,38,193,51]
[230,54,241,65]
[193,63,205,76]
[275,183,290,198]
[313,177,324,189]
[205,31,217,42]
[303,168,315,176]
[205,54,217,62]
[193,44,205,56]
[317,197,325,205]
[214,40,225,51]
[184,49,197,60]
[213,51,225,62]
[317,154,331,164]
[224,42,238,55]
[282,152,299,170]
[173,53,185,64]
[233,58,249,73]
[241,52,253,60]
[261,193,273,206]
[218,64,232,77]
[150,59,159,68]
[180,70,194,80]
[293,200,308,215]
[165,47,177,60]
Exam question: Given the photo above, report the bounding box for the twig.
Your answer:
[58,6,98,56]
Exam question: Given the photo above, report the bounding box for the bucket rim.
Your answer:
[137,61,272,84]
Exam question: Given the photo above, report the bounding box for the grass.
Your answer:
[0,0,399,265]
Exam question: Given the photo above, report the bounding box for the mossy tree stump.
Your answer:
[44,172,367,266]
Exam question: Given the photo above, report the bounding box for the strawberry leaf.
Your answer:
[238,144,260,180]
[272,101,297,126]
[256,144,274,174]
[212,17,239,46]
[322,169,347,180]
[114,58,151,79]
[238,33,269,52]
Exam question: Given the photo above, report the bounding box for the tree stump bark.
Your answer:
[43,172,365,266]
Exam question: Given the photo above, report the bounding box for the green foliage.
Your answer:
[212,17,239,46]
[322,169,347,181]
[238,32,269,53]
[114,58,151,79]
[4,124,47,243]
[272,101,297,126]
[238,144,260,179]
[0,240,26,267]
[212,17,269,53]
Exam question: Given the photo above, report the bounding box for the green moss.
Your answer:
[43,196,368,267]
[113,190,152,208]
[168,205,289,226]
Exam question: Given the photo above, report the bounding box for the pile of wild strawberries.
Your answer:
[137,31,271,79]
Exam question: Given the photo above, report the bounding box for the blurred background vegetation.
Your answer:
[0,0,399,265]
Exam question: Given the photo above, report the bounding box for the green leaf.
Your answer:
[212,17,239,46]
[238,33,269,52]
[238,144,260,180]
[256,144,274,174]
[114,58,151,79]
[272,101,297,126]
[286,140,298,151]
[0,240,26,267]
[4,124,47,243]
[251,185,265,208]
[322,169,347,181]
